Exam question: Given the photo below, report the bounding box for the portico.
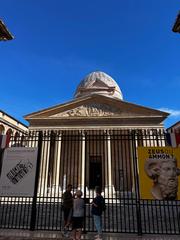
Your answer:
[24,71,168,197]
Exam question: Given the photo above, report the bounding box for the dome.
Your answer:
[74,71,123,100]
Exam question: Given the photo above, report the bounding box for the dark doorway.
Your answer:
[89,156,102,189]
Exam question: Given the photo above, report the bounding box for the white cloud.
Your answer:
[159,108,180,117]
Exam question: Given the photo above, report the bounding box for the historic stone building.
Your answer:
[172,11,180,33]
[0,110,28,137]
[24,71,169,196]
[25,71,168,131]
[0,110,28,170]
[167,121,180,133]
[0,19,13,41]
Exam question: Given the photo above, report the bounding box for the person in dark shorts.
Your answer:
[71,190,84,240]
[62,184,73,236]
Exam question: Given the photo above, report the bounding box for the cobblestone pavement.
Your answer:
[0,230,180,240]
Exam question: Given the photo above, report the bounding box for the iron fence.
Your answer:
[0,129,179,234]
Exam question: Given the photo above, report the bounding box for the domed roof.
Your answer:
[74,71,123,100]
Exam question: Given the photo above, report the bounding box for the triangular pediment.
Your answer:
[24,94,169,121]
[50,103,121,117]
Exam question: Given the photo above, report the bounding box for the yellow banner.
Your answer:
[137,147,180,200]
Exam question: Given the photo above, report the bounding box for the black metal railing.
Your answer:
[0,129,179,234]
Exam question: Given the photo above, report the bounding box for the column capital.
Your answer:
[79,130,86,136]
[104,129,110,135]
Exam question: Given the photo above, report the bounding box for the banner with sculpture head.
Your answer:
[137,147,180,200]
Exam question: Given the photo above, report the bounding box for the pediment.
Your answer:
[25,94,169,121]
[50,103,121,117]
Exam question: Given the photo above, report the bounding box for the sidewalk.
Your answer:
[0,230,179,240]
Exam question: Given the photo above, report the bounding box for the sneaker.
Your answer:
[62,228,68,237]
[64,232,70,238]
[95,235,102,239]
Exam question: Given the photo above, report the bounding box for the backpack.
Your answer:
[101,197,106,212]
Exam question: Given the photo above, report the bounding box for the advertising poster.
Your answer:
[137,147,180,200]
[0,147,38,197]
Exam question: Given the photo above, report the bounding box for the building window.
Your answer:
[0,125,5,135]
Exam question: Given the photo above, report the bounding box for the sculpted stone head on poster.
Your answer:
[144,155,180,200]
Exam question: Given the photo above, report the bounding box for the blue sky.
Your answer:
[1,0,180,128]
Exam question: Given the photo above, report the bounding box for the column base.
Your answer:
[104,185,115,198]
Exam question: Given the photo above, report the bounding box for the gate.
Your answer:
[0,129,179,234]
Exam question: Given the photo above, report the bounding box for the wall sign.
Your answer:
[0,147,38,197]
[137,147,180,200]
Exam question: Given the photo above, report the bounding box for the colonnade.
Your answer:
[37,130,135,198]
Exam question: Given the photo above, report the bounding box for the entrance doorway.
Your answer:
[89,156,102,189]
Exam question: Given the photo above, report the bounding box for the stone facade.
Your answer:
[167,121,180,133]
[172,12,180,33]
[0,19,13,41]
[24,71,169,196]
[0,110,28,136]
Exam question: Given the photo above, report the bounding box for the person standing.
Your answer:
[91,186,105,240]
[62,184,73,236]
[71,190,84,240]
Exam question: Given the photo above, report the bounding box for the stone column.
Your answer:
[105,130,114,197]
[52,132,62,196]
[39,131,50,196]
[80,130,85,191]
